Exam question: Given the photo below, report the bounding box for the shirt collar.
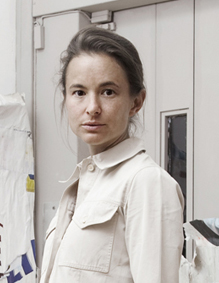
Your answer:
[93,137,146,170]
[59,165,81,184]
[60,137,146,183]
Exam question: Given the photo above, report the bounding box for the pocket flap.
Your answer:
[73,202,118,229]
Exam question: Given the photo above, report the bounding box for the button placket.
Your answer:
[75,158,98,209]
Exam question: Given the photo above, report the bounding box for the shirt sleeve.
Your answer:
[124,166,184,283]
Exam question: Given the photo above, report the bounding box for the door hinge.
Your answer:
[91,10,116,31]
[34,22,45,50]
[91,10,112,24]
[96,22,116,31]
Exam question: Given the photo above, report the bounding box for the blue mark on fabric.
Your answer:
[6,239,36,282]
[31,239,36,262]
[28,174,34,180]
[22,254,33,275]
[7,271,22,283]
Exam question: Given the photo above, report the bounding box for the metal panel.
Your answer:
[33,0,176,17]
[156,0,194,113]
[156,0,194,162]
[194,0,219,219]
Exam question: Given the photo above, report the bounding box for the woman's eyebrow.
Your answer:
[99,81,119,88]
[68,83,86,89]
[68,81,119,89]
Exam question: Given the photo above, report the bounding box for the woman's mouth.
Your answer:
[82,122,105,131]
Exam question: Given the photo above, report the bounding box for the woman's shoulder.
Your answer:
[124,152,184,209]
[124,150,180,193]
[125,149,170,178]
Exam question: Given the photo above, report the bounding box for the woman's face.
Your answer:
[65,53,141,155]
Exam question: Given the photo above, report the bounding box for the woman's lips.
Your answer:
[82,123,105,131]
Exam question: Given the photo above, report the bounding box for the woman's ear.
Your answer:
[129,89,146,117]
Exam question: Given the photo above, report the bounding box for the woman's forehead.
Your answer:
[66,53,129,87]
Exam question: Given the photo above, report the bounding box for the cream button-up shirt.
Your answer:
[40,138,184,283]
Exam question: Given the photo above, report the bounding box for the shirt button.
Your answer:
[87,163,95,172]
[82,217,87,224]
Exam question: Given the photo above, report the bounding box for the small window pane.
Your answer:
[166,114,187,255]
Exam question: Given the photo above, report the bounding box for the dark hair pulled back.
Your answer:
[59,27,145,110]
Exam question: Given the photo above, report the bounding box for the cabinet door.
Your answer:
[34,12,90,265]
[114,5,156,159]
[156,0,194,259]
[156,0,194,225]
[195,0,219,219]
[104,0,194,258]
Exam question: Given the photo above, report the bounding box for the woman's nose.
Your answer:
[86,94,101,116]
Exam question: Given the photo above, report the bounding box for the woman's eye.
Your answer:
[102,89,115,96]
[73,90,85,96]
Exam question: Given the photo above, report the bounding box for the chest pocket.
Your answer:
[58,201,119,273]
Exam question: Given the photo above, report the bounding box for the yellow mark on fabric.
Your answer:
[26,175,35,192]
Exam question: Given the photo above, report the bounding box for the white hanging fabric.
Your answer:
[0,93,36,283]
[179,218,219,283]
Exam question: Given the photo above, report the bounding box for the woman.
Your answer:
[40,27,184,283]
